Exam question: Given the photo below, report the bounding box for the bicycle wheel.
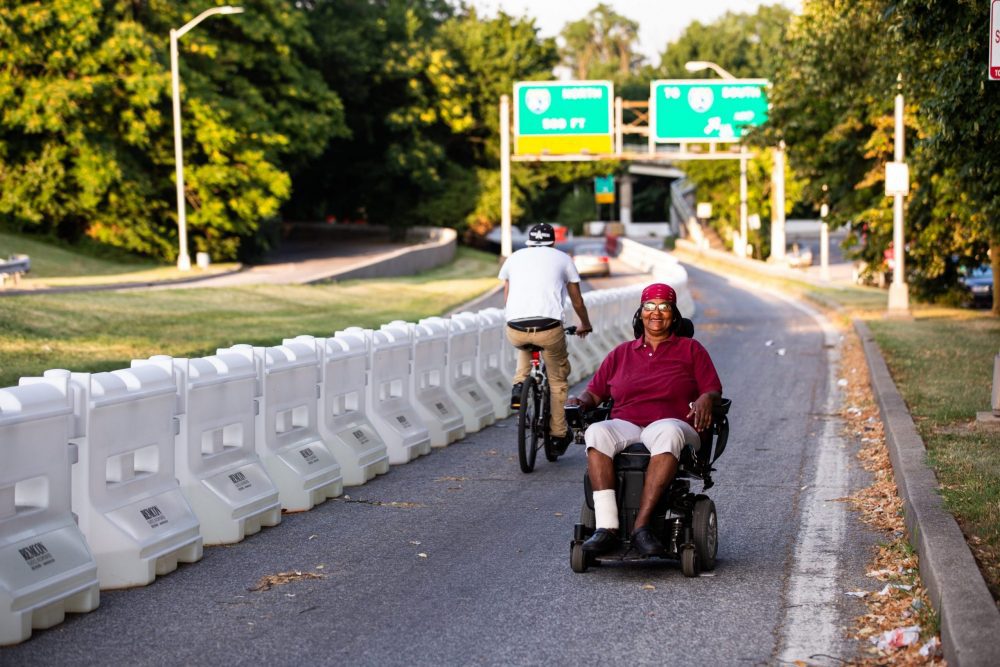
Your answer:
[517,377,541,473]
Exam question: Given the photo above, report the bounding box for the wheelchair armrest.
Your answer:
[712,397,732,419]
[564,400,613,431]
[710,397,732,463]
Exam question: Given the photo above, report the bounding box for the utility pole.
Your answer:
[770,141,786,263]
[887,75,910,314]
[500,95,512,258]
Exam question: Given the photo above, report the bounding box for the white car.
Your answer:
[572,242,611,277]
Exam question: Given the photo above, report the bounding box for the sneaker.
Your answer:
[551,431,573,454]
[510,382,523,410]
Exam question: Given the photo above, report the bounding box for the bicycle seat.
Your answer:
[516,343,544,353]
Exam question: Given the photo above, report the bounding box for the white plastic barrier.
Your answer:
[602,288,629,349]
[583,291,615,358]
[438,313,496,433]
[618,285,643,341]
[0,383,99,645]
[133,354,281,546]
[495,311,520,384]
[564,300,602,376]
[346,326,431,464]
[21,367,203,589]
[470,309,512,419]
[222,342,342,512]
[402,320,465,447]
[288,334,390,486]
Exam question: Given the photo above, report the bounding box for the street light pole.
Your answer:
[170,5,244,271]
[739,144,748,256]
[685,61,751,257]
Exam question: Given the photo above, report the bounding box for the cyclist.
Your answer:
[498,223,593,453]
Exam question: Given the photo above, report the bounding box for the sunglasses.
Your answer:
[641,301,672,312]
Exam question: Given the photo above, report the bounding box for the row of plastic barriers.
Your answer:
[0,275,693,644]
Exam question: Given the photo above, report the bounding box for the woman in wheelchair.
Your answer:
[566,283,722,557]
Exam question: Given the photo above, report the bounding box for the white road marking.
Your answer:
[770,296,851,664]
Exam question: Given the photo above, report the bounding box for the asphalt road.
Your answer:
[2,261,882,666]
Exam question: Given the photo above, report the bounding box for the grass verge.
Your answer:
[0,246,499,388]
[0,230,242,287]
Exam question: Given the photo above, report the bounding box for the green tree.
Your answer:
[0,0,346,262]
[656,4,794,80]
[0,0,173,256]
[560,4,643,83]
[656,4,798,254]
[891,0,1000,314]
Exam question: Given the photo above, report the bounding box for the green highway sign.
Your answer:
[513,81,613,155]
[594,175,615,203]
[650,79,769,143]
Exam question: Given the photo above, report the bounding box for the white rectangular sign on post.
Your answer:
[885,162,910,197]
[991,0,1000,80]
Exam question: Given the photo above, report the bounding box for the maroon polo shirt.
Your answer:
[586,335,722,428]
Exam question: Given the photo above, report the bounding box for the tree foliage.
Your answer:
[559,3,643,82]
[1,0,997,312]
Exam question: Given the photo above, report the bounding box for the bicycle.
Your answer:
[515,326,578,473]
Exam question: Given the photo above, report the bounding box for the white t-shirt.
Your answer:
[497,246,581,322]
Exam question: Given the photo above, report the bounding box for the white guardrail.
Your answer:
[0,243,691,644]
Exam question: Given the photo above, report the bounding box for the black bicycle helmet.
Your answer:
[525,223,555,246]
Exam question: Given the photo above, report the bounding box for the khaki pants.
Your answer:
[505,326,571,437]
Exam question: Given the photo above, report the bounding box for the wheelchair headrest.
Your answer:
[631,306,694,339]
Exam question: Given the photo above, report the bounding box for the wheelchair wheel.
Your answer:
[570,542,589,573]
[517,378,541,473]
[692,496,717,571]
[680,545,699,577]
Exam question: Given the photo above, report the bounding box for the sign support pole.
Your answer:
[887,87,910,313]
[739,144,748,257]
[500,95,512,259]
[770,142,786,263]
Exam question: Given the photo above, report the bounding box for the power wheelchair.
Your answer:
[564,316,732,577]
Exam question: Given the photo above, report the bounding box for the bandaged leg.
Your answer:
[593,489,619,531]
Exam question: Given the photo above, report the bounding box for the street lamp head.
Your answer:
[220,6,244,14]
[684,60,736,80]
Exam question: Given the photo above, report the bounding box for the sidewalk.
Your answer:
[672,238,1000,666]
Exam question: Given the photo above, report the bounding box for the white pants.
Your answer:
[584,418,701,460]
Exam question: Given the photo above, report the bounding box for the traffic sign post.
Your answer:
[990,0,1000,80]
[513,81,613,155]
[650,79,769,143]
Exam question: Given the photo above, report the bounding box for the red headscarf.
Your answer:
[641,283,676,304]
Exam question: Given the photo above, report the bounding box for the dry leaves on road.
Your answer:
[249,570,326,592]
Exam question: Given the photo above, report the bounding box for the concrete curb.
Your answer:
[0,266,247,296]
[306,227,457,283]
[854,319,1000,667]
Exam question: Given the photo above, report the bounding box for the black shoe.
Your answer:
[581,528,620,555]
[550,431,573,455]
[510,382,523,410]
[631,527,666,556]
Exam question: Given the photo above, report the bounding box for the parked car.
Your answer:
[961,265,993,308]
[572,242,611,277]
[785,242,813,269]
